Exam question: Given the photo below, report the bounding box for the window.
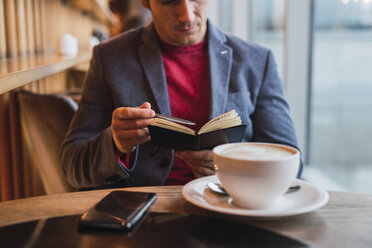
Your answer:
[309,0,372,193]
[249,0,285,78]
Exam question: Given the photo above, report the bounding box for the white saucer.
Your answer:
[182,175,329,217]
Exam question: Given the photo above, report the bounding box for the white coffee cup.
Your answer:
[213,142,300,209]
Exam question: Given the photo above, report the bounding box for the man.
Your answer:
[60,0,301,189]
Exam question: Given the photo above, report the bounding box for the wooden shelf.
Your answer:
[0,51,91,94]
[67,0,116,25]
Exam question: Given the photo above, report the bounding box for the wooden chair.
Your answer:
[17,90,78,194]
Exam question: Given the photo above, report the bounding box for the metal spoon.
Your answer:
[207,182,301,196]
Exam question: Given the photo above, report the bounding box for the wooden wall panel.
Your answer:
[4,0,18,57]
[39,0,48,53]
[33,0,42,54]
[0,0,6,58]
[25,0,35,54]
[15,0,27,55]
[47,0,59,55]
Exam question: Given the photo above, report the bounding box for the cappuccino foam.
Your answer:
[219,144,294,160]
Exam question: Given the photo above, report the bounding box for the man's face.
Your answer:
[141,0,208,46]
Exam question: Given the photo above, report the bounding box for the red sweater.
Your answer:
[161,40,210,185]
[117,40,210,185]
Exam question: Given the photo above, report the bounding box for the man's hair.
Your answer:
[146,0,151,10]
[109,0,131,15]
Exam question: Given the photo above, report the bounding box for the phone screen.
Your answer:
[79,191,157,231]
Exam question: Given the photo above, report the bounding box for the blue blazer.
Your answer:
[61,21,300,188]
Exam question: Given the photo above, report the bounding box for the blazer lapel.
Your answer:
[207,21,233,119]
[138,24,172,116]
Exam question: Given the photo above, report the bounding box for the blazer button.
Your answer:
[160,159,169,168]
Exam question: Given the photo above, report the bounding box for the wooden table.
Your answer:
[0,186,372,248]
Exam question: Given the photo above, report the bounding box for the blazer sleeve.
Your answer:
[60,46,133,188]
[250,50,303,177]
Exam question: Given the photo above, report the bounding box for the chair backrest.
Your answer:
[18,90,78,194]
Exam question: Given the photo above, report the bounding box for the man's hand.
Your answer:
[112,102,155,154]
[175,150,215,178]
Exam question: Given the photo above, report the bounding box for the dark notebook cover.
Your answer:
[148,124,247,150]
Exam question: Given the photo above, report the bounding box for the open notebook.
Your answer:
[148,110,247,150]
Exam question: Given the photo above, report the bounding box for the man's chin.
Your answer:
[173,35,203,46]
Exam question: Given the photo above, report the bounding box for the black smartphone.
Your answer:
[79,191,157,231]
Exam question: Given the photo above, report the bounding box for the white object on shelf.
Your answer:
[58,33,78,56]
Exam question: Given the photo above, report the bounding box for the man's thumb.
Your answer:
[138,102,151,109]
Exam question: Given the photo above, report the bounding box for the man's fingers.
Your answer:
[177,150,213,161]
[112,118,153,130]
[114,128,150,140]
[181,157,215,177]
[183,158,214,169]
[111,102,155,154]
[191,166,215,178]
[113,106,155,119]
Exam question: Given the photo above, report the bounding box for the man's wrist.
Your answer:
[114,143,136,157]
[112,137,135,154]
